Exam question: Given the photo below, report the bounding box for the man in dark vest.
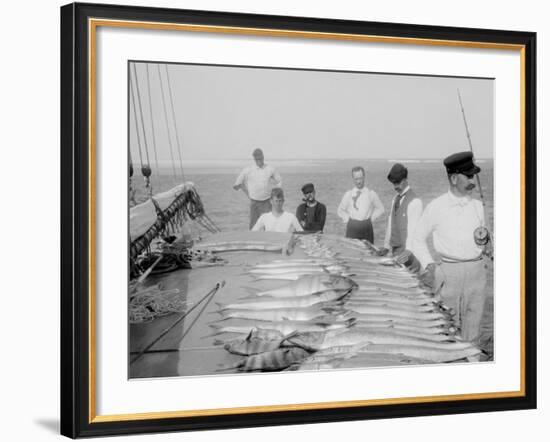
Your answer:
[379,163,423,257]
[295,183,327,233]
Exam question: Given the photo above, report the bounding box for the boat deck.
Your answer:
[130,246,311,378]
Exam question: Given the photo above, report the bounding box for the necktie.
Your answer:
[352,190,362,210]
[394,193,403,213]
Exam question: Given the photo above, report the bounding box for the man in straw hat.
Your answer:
[233,148,282,229]
[412,151,488,345]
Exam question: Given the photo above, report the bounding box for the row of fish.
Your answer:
[210,235,481,372]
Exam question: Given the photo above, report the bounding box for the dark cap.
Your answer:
[443,151,481,175]
[301,183,315,194]
[387,163,408,184]
[252,148,264,158]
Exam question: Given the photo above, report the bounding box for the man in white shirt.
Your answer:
[337,166,384,243]
[233,148,283,229]
[412,152,489,345]
[252,188,303,233]
[380,163,423,257]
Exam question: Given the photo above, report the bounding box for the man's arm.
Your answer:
[411,202,435,269]
[295,204,305,227]
[290,214,304,232]
[383,196,395,250]
[315,203,327,232]
[251,214,265,231]
[370,190,385,222]
[271,166,283,188]
[233,168,247,192]
[336,192,350,223]
[405,197,423,251]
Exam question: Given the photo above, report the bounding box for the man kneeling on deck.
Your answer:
[252,188,303,233]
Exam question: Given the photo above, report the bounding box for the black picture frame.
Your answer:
[60,2,537,438]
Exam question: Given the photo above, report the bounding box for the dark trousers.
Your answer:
[345,218,374,243]
[249,199,272,229]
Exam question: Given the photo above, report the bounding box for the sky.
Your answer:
[128,61,494,167]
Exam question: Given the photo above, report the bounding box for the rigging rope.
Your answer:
[145,64,161,190]
[164,64,186,181]
[129,72,145,171]
[157,64,179,185]
[128,148,137,206]
[131,63,153,196]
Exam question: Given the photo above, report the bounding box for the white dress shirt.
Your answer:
[337,186,385,223]
[411,190,486,268]
[383,186,423,251]
[234,163,282,201]
[252,211,303,233]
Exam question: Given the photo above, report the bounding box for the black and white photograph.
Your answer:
[128,61,495,379]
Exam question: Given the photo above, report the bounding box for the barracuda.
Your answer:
[218,289,351,311]
[243,275,357,298]
[287,329,474,352]
[357,344,481,363]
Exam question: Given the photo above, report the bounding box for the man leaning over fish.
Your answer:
[378,163,423,258]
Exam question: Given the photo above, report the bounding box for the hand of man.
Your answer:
[376,247,389,257]
[395,250,422,273]
[419,263,436,289]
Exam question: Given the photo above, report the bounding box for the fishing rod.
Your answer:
[456,89,493,258]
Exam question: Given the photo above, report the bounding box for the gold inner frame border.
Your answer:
[87,17,527,424]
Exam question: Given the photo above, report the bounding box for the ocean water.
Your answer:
[132,159,494,356]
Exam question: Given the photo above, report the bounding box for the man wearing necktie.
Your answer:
[412,152,488,347]
[337,166,384,243]
[379,163,423,257]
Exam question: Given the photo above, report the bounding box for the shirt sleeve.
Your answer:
[234,167,246,187]
[411,201,435,269]
[290,214,303,232]
[251,214,265,231]
[337,191,351,223]
[271,166,282,188]
[316,204,327,232]
[370,190,385,221]
[405,197,423,251]
[295,204,305,224]
[383,196,394,249]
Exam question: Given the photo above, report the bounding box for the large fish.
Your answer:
[357,343,481,363]
[222,329,297,356]
[247,264,347,276]
[244,275,357,298]
[251,259,338,269]
[218,347,311,372]
[342,304,449,321]
[345,299,437,313]
[250,266,350,280]
[349,293,437,307]
[345,312,454,330]
[218,289,351,310]
[287,328,474,351]
[210,318,354,337]
[354,286,431,297]
[217,306,349,322]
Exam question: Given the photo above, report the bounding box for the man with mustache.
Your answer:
[337,166,385,243]
[412,151,488,348]
[295,183,327,233]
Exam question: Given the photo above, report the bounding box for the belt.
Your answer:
[440,253,483,264]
